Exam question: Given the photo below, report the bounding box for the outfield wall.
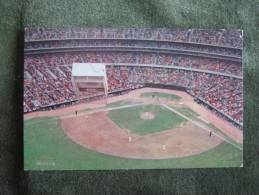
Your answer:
[187,92,243,129]
[26,87,143,113]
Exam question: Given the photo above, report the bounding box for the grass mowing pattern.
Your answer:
[24,117,242,170]
[141,92,181,101]
[107,104,186,135]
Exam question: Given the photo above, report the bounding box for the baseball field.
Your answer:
[24,88,243,170]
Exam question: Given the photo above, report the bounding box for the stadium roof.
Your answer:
[72,63,106,77]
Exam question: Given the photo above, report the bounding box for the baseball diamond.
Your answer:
[23,28,243,170]
[24,88,243,170]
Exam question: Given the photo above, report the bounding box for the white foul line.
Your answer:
[60,103,146,119]
[104,103,146,111]
[161,104,243,151]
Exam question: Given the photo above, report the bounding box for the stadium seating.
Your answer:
[24,29,243,126]
[25,28,243,48]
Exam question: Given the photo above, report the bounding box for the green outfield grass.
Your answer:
[24,117,242,170]
[141,92,181,100]
[106,100,137,108]
[107,104,186,135]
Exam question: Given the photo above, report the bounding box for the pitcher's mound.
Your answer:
[140,112,155,120]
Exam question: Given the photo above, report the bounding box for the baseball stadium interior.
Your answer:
[24,28,243,129]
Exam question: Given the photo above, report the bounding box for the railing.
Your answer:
[108,63,242,79]
[189,94,243,128]
[25,37,243,50]
[24,45,241,62]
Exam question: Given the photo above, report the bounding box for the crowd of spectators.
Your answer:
[105,66,243,124]
[190,29,242,48]
[25,28,243,48]
[24,28,243,126]
[189,72,243,123]
[24,52,242,76]
[24,64,76,112]
[24,52,243,124]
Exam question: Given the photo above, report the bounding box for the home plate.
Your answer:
[179,102,183,105]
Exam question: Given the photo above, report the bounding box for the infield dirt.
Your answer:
[61,111,223,159]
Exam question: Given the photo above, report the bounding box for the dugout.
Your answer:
[144,83,187,91]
